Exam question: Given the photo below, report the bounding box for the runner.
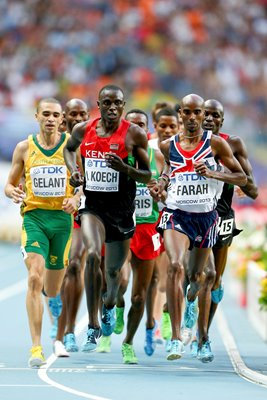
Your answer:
[150,93,247,360]
[4,98,80,367]
[53,98,90,357]
[63,85,151,352]
[189,99,258,362]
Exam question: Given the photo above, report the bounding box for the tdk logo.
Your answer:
[136,187,150,196]
[33,166,64,174]
[178,173,206,181]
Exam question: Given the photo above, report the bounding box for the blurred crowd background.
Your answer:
[0,0,266,204]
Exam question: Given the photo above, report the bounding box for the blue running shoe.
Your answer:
[82,326,102,352]
[183,286,199,329]
[197,340,214,363]
[64,333,79,352]
[190,339,198,358]
[101,305,116,336]
[48,294,62,318]
[144,323,157,356]
[166,339,184,361]
[49,317,58,340]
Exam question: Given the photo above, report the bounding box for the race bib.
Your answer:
[84,157,119,192]
[30,165,67,197]
[135,186,153,218]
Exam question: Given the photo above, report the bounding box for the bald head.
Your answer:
[204,99,224,115]
[64,98,89,132]
[181,94,204,108]
[179,94,205,135]
[203,99,224,135]
[65,98,88,113]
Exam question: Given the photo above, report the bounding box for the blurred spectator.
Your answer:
[0,0,267,188]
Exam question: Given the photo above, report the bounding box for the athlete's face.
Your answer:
[125,113,148,132]
[203,106,224,135]
[154,115,179,143]
[35,102,63,136]
[180,100,204,134]
[65,105,89,132]
[97,89,125,123]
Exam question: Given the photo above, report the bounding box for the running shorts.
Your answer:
[157,207,219,250]
[21,209,73,270]
[213,208,242,248]
[79,207,135,242]
[130,222,161,260]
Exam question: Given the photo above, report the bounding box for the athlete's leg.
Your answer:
[208,246,228,330]
[124,254,155,344]
[81,213,105,328]
[25,253,46,347]
[164,230,189,340]
[146,259,159,329]
[104,239,131,308]
[187,247,213,346]
[64,228,86,334]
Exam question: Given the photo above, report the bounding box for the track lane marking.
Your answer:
[216,307,267,388]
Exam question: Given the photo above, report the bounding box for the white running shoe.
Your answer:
[54,340,69,357]
[181,326,192,346]
[166,339,184,360]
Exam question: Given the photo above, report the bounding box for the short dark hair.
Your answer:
[125,108,148,123]
[36,97,61,113]
[174,103,181,112]
[155,107,178,123]
[98,85,124,99]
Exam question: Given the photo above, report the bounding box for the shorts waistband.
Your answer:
[166,207,217,218]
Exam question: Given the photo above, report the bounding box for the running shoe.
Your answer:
[49,317,58,340]
[101,305,116,336]
[165,339,172,353]
[144,323,157,356]
[183,286,199,329]
[190,339,198,358]
[166,339,184,361]
[154,325,164,345]
[161,311,172,340]
[122,343,138,364]
[197,340,214,363]
[113,307,124,334]
[64,333,79,352]
[181,326,193,346]
[96,335,111,353]
[48,294,62,318]
[82,326,102,352]
[28,346,46,368]
[54,340,69,357]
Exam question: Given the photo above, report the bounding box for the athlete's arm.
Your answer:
[106,124,151,184]
[64,121,87,186]
[229,136,258,199]
[149,139,171,201]
[194,135,247,187]
[5,140,27,203]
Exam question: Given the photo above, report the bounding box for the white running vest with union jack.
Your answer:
[166,130,223,213]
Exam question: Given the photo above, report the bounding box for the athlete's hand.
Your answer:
[11,183,26,204]
[149,180,165,202]
[62,197,79,214]
[105,153,127,173]
[235,186,247,198]
[194,161,211,178]
[70,170,84,188]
